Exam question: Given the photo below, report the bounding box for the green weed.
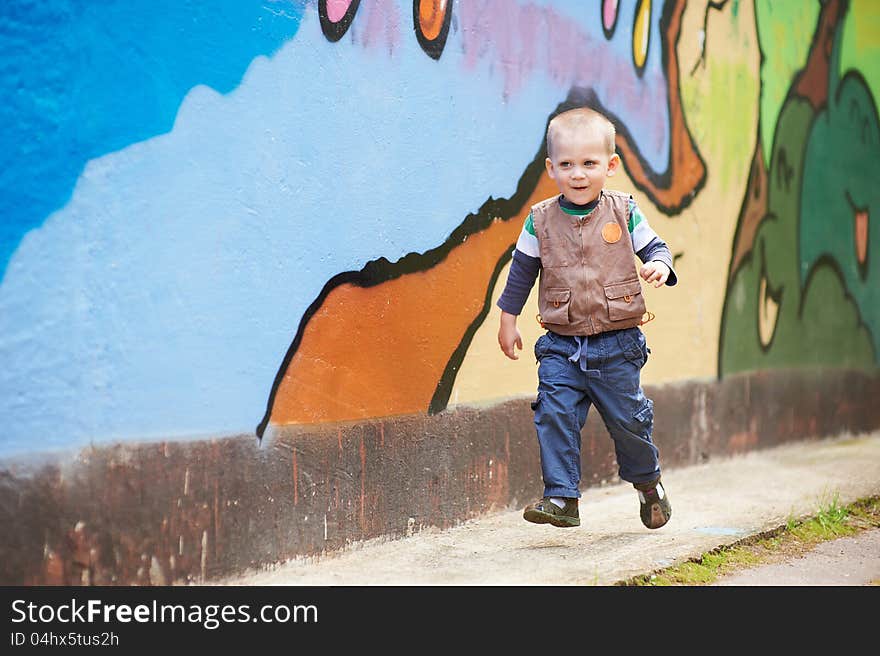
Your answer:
[620,493,880,586]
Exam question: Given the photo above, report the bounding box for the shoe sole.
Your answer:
[523,509,580,528]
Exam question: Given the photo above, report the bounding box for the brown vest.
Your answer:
[532,190,646,336]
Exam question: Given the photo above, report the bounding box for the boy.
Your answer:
[497,107,677,530]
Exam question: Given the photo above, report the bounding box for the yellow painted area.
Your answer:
[841,0,880,113]
[447,258,543,407]
[758,275,780,347]
[633,0,651,70]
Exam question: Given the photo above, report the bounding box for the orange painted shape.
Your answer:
[270,174,560,426]
[855,209,868,265]
[601,221,622,243]
[419,0,447,41]
[615,0,705,211]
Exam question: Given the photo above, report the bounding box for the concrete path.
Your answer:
[711,527,880,586]
[218,431,880,586]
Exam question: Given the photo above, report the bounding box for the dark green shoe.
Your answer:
[634,479,671,529]
[523,497,580,528]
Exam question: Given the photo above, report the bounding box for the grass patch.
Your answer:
[618,494,880,586]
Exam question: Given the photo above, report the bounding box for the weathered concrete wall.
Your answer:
[1,0,879,583]
[3,368,878,585]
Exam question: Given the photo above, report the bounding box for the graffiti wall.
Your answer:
[1,0,878,581]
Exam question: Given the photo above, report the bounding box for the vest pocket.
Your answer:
[541,287,571,324]
[604,279,646,321]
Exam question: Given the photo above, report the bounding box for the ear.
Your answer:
[545,157,556,180]
[606,153,621,177]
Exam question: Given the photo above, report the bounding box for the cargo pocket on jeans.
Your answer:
[530,391,544,412]
[633,398,654,433]
[533,333,549,362]
[618,329,647,367]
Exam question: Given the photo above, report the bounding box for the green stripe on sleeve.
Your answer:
[627,199,645,233]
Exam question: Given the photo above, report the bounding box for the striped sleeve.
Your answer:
[628,198,660,253]
[515,212,541,258]
[496,249,541,315]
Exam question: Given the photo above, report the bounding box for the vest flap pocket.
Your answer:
[604,279,645,322]
[541,287,571,324]
[546,288,571,305]
[604,279,642,300]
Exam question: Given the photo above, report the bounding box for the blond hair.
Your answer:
[546,107,616,158]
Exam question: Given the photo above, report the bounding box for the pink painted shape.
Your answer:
[458,1,665,150]
[327,0,354,23]
[603,0,619,32]
[358,2,401,55]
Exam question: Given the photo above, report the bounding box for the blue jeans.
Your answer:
[531,327,660,498]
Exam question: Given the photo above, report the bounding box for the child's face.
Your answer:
[545,127,620,206]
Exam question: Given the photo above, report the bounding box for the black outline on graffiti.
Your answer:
[413,0,453,60]
[319,0,361,42]
[756,236,782,354]
[257,1,712,436]
[719,1,878,378]
[631,0,651,78]
[428,245,515,414]
[800,254,877,363]
[614,0,707,215]
[332,0,705,217]
[255,128,547,438]
[690,0,729,76]
[835,68,879,283]
[718,0,814,379]
[602,0,620,40]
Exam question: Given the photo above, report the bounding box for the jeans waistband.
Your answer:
[547,327,634,342]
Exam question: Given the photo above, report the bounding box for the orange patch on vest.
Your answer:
[601,222,622,244]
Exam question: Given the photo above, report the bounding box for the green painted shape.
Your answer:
[840,0,880,113]
[720,235,875,375]
[755,0,820,167]
[719,92,876,376]
[797,262,875,366]
[799,72,880,355]
[681,59,757,194]
[720,97,810,375]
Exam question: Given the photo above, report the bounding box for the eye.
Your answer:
[559,161,572,168]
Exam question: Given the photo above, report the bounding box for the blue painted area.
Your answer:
[0,0,306,278]
[0,9,553,457]
[0,1,677,458]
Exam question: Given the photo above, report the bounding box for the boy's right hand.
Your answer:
[498,312,523,360]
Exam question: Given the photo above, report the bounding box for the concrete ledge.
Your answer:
[1,368,878,585]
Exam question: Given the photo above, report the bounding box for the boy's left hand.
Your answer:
[640,261,670,288]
